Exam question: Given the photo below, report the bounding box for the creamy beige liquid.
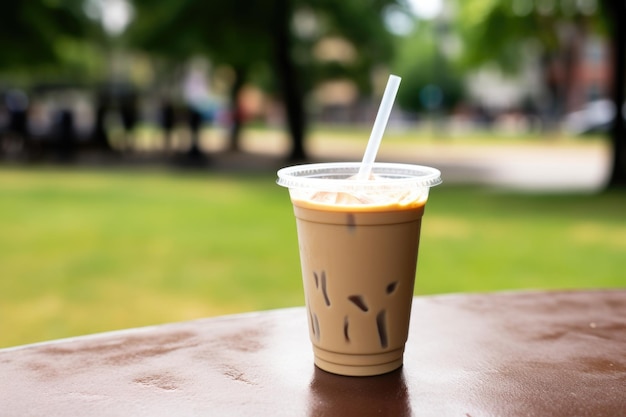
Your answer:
[292,198,426,376]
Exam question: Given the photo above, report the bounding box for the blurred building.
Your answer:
[469,26,611,116]
[558,33,611,110]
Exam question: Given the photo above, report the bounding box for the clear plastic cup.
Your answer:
[277,162,441,376]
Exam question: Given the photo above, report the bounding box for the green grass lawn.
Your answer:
[1,164,624,348]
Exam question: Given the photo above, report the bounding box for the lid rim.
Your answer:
[276,162,442,191]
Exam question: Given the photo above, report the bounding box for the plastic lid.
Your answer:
[277,162,442,193]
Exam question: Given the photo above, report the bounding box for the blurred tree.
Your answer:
[454,0,606,122]
[0,1,106,155]
[128,1,275,151]
[128,0,395,160]
[0,2,88,72]
[452,0,625,189]
[602,0,626,188]
[392,21,464,114]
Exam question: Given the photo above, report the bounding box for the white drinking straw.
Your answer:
[356,74,402,180]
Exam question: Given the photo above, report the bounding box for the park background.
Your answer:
[1,0,625,348]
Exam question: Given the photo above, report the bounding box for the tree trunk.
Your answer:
[606,0,626,188]
[272,0,307,161]
[228,66,247,152]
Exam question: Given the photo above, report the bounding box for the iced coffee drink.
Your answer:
[278,162,441,376]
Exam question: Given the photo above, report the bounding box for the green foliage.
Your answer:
[452,0,610,74]
[128,0,396,94]
[392,22,465,111]
[455,0,546,73]
[0,1,89,71]
[130,0,274,66]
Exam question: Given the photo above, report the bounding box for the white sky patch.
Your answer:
[383,5,416,36]
[384,0,444,36]
[84,0,134,36]
[407,0,443,19]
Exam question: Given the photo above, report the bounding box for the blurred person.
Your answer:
[180,65,214,163]
[92,95,112,152]
[5,89,30,138]
[54,108,76,161]
[185,105,205,162]
[1,89,30,158]
[159,97,176,152]
[119,93,138,151]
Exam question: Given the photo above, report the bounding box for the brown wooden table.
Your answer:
[1,290,625,416]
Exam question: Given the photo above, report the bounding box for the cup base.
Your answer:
[313,346,404,377]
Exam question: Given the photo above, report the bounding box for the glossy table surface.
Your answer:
[1,289,625,416]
